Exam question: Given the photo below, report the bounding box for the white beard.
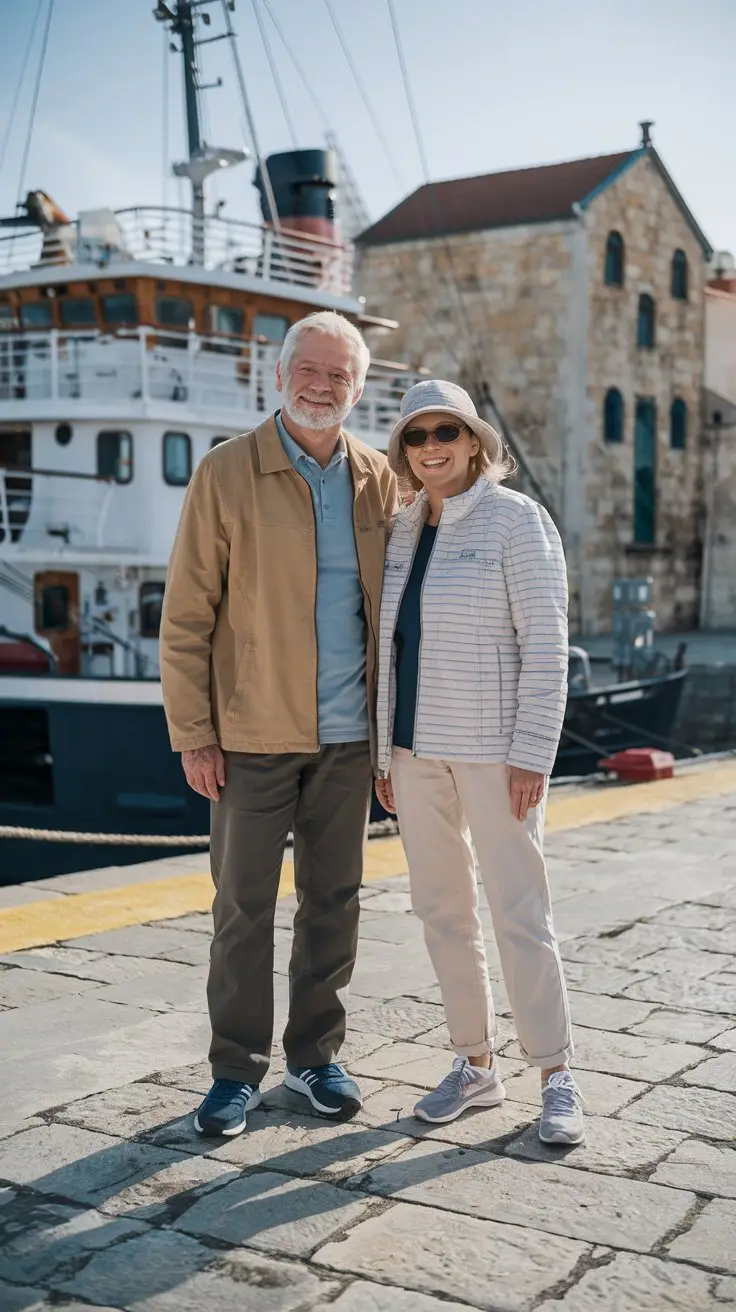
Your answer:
[282,379,354,432]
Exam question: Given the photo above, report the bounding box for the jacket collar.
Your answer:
[401,475,493,529]
[255,414,370,486]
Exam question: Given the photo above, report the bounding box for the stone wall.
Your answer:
[356,220,587,619]
[582,153,707,633]
[357,152,709,635]
[703,290,736,628]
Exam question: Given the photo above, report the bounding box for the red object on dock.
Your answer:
[597,748,675,782]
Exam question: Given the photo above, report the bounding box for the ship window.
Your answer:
[253,312,288,343]
[212,305,244,336]
[60,298,97,327]
[163,431,192,485]
[36,583,71,633]
[20,302,53,329]
[0,303,17,329]
[210,436,230,448]
[139,581,165,639]
[156,296,193,328]
[102,293,138,326]
[97,430,133,483]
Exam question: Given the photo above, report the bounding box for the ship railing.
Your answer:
[0,465,115,552]
[0,206,355,295]
[0,329,418,434]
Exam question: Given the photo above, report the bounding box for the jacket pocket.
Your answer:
[225,639,255,723]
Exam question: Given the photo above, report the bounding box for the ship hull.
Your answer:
[0,669,689,884]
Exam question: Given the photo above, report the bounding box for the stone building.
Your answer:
[702,262,736,628]
[356,128,712,635]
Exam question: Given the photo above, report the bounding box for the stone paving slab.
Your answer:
[681,1050,736,1091]
[618,1084,736,1140]
[313,1282,475,1311]
[536,1252,736,1311]
[2,785,736,1309]
[172,1169,373,1257]
[668,1197,736,1273]
[505,1113,686,1176]
[313,1201,591,1311]
[650,1139,736,1198]
[348,1140,696,1252]
[54,1227,339,1311]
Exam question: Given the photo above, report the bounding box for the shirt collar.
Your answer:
[275,409,347,469]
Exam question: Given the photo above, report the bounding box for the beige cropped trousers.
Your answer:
[391,748,573,1068]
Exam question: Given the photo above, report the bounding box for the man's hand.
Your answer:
[375,775,396,816]
[507,766,546,821]
[182,745,226,802]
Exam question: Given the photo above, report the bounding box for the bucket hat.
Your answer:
[387,379,504,471]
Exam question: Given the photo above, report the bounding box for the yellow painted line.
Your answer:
[2,760,735,956]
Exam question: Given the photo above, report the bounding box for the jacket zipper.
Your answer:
[411,520,440,756]
[291,468,320,750]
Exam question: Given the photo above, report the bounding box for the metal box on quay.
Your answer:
[611,577,655,678]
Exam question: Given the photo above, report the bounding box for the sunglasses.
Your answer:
[402,422,465,448]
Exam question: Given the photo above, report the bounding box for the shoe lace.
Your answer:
[210,1079,254,1102]
[542,1071,583,1115]
[435,1056,475,1098]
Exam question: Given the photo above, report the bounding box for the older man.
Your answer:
[160,311,396,1136]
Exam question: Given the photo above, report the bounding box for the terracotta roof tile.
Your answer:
[357,151,635,245]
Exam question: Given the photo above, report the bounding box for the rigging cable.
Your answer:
[323,0,405,192]
[0,0,45,179]
[218,0,281,231]
[251,0,299,150]
[385,0,555,513]
[161,23,170,215]
[261,0,331,130]
[13,0,56,211]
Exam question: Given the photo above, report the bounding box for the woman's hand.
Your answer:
[375,775,397,815]
[507,766,546,821]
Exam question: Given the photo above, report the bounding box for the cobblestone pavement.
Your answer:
[1,788,735,1310]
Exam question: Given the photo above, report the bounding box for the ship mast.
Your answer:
[154,0,246,265]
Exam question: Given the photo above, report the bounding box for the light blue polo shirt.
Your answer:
[275,410,368,744]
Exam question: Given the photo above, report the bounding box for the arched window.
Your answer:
[670,398,687,450]
[637,294,656,348]
[603,388,624,444]
[671,249,688,300]
[604,231,624,287]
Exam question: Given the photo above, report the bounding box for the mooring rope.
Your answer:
[0,819,399,845]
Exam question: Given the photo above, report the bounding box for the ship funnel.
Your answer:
[254,149,338,241]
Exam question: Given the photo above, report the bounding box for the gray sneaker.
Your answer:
[414,1056,505,1124]
[539,1070,585,1145]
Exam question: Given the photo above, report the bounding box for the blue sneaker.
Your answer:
[194,1079,261,1137]
[284,1062,362,1117]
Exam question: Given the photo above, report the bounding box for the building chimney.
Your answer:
[639,120,654,148]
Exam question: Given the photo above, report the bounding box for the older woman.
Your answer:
[375,379,583,1145]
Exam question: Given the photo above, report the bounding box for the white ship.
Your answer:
[0,0,417,880]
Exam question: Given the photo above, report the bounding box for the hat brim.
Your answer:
[387,404,503,468]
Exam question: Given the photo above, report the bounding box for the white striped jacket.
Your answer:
[376,475,569,776]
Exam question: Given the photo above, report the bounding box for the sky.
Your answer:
[1,0,735,256]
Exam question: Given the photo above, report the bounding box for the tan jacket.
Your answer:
[160,416,397,756]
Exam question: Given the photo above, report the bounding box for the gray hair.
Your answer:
[279,311,370,393]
